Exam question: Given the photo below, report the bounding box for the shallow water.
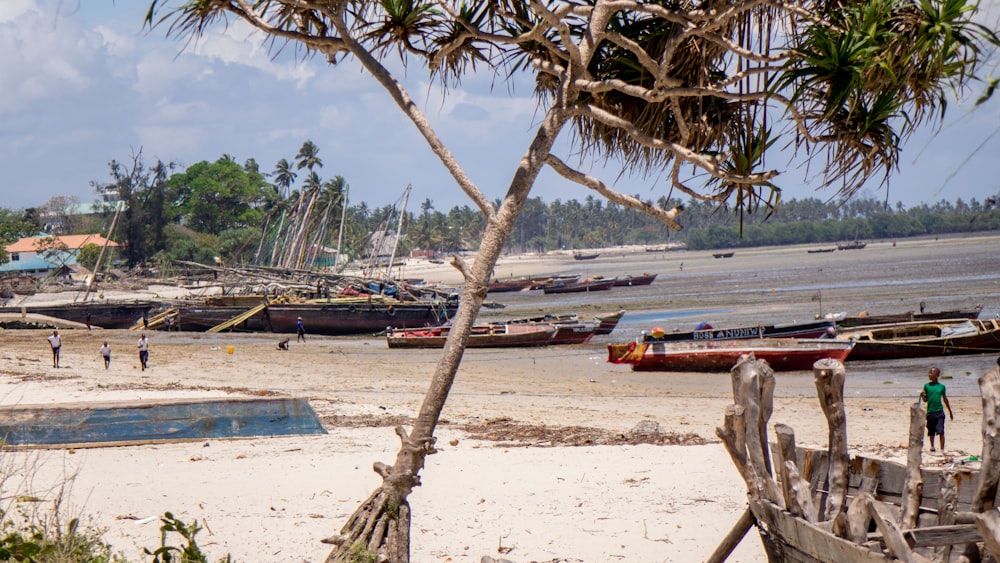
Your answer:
[478,233,1000,399]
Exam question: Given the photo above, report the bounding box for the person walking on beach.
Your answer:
[47,330,61,368]
[137,333,149,371]
[921,366,954,452]
[99,341,111,369]
[296,317,306,342]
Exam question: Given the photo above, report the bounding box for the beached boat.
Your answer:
[836,306,983,328]
[496,316,598,345]
[386,323,557,348]
[612,273,658,287]
[542,278,615,294]
[0,301,153,329]
[268,299,458,336]
[594,310,626,335]
[643,319,837,343]
[806,247,837,253]
[607,338,853,371]
[528,274,580,290]
[573,252,600,260]
[713,251,735,258]
[837,240,867,250]
[710,356,1000,563]
[837,318,1000,360]
[486,278,535,293]
[502,310,624,337]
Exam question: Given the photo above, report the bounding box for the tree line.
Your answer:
[0,141,997,271]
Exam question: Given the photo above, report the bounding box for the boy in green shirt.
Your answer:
[920,366,954,452]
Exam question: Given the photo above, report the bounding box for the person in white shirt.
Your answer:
[47,330,61,368]
[137,334,149,371]
[99,341,111,369]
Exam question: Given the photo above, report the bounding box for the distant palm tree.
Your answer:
[295,140,322,172]
[272,158,296,199]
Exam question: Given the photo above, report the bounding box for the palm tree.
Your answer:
[147,2,998,561]
[272,158,296,199]
[295,140,323,172]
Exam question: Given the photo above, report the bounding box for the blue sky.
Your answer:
[2,0,999,217]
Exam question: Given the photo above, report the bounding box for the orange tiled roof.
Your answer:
[5,234,120,253]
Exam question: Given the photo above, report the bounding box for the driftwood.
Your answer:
[938,472,959,562]
[814,358,850,535]
[902,402,927,529]
[730,356,781,504]
[974,366,1000,512]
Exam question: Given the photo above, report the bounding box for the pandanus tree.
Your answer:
[146,0,997,560]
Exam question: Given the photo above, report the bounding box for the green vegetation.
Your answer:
[0,140,997,270]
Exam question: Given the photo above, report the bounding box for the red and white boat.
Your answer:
[607,338,853,372]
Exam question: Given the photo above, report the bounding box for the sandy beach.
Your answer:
[1,234,999,562]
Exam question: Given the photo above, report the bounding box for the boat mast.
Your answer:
[81,200,123,303]
[335,184,348,269]
[386,184,410,280]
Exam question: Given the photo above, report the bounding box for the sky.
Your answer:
[2,0,1000,217]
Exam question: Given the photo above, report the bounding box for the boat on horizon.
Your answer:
[607,338,853,372]
[572,252,600,261]
[713,251,735,258]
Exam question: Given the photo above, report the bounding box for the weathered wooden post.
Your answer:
[900,402,926,529]
[813,358,849,536]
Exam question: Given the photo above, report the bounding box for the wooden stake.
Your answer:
[705,507,753,563]
[974,366,1000,512]
[901,402,926,530]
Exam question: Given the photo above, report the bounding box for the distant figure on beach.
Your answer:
[277,338,290,351]
[100,341,111,369]
[679,262,684,271]
[47,330,61,368]
[142,313,149,330]
[296,317,306,342]
[86,314,92,331]
[137,333,149,371]
[920,366,953,452]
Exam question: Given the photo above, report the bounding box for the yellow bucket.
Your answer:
[227,345,234,355]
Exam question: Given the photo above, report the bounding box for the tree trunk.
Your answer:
[322,34,569,554]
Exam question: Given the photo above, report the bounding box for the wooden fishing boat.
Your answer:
[486,278,535,293]
[573,252,600,260]
[612,273,658,287]
[502,310,624,337]
[594,310,626,335]
[268,299,458,336]
[0,301,153,329]
[837,318,1000,360]
[806,247,837,253]
[0,397,326,446]
[838,240,868,250]
[607,338,853,372]
[836,306,983,328]
[494,317,598,345]
[528,274,580,290]
[386,323,557,348]
[643,319,837,343]
[542,278,615,294]
[709,356,1000,563]
[713,251,736,258]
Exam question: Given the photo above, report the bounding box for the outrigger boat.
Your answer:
[386,323,557,348]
